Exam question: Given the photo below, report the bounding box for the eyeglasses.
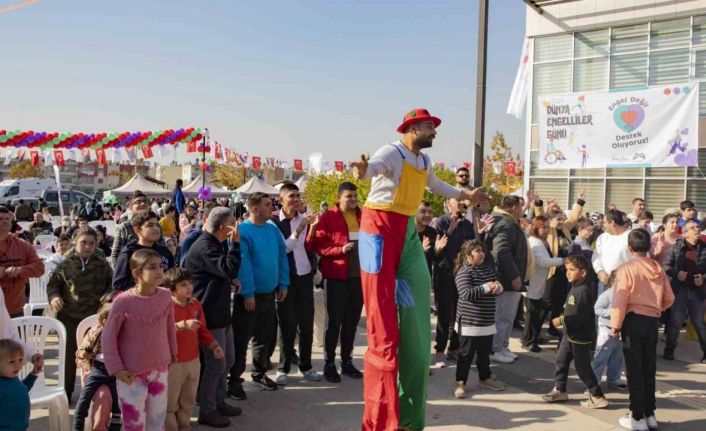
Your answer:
[457,175,469,178]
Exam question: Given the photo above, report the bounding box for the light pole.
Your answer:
[473,0,488,188]
[201,128,209,208]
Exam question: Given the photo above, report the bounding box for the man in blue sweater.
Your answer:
[229,192,289,399]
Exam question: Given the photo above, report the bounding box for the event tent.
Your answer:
[108,174,168,197]
[182,175,233,198]
[294,175,308,192]
[234,176,280,197]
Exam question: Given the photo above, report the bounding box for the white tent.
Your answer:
[234,176,280,197]
[182,175,233,198]
[108,174,168,197]
[294,175,308,192]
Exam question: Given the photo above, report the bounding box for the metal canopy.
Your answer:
[522,0,579,14]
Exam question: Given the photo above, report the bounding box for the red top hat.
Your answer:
[396,108,442,133]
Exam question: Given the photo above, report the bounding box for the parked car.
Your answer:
[0,178,57,201]
[41,190,93,215]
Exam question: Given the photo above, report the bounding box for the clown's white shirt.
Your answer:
[364,141,461,206]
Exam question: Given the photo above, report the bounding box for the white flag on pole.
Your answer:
[3,149,14,166]
[112,148,124,163]
[43,150,53,167]
[506,38,532,119]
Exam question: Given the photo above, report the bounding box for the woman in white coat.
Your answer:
[521,215,564,352]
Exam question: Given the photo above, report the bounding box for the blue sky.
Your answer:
[0,0,527,165]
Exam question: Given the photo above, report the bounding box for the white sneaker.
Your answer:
[275,371,288,385]
[433,352,447,368]
[302,369,321,381]
[618,415,648,430]
[490,352,514,364]
[503,349,518,360]
[645,415,658,429]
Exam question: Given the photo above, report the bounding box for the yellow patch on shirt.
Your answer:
[567,295,575,306]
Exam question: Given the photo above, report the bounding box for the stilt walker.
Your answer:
[351,109,487,431]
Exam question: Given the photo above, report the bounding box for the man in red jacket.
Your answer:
[0,205,44,317]
[312,182,364,383]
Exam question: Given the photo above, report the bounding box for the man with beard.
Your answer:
[351,108,487,431]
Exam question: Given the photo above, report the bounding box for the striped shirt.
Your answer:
[454,261,498,336]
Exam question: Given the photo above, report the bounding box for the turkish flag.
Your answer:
[95,149,107,165]
[505,161,517,176]
[214,142,223,160]
[334,161,344,172]
[224,148,232,161]
[53,150,65,167]
[463,161,471,168]
[141,146,154,159]
[186,140,197,153]
[293,159,303,171]
[252,156,261,170]
[30,150,39,167]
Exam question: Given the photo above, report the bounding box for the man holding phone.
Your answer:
[432,198,475,368]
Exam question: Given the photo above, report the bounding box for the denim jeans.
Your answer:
[665,287,706,353]
[592,328,623,385]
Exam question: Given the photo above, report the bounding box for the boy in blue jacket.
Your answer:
[229,192,289,400]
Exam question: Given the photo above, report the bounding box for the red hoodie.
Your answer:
[611,256,675,330]
[0,235,45,316]
[310,205,361,280]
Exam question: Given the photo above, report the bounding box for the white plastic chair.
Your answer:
[23,274,50,317]
[12,316,71,431]
[19,221,32,231]
[34,234,56,251]
[76,315,104,431]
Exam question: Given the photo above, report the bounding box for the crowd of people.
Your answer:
[0,114,705,431]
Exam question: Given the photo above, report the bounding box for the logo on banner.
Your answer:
[613,105,645,133]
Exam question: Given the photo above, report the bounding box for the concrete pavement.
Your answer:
[29,317,706,430]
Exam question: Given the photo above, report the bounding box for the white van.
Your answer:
[0,178,57,201]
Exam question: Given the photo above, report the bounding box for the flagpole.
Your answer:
[201,128,209,209]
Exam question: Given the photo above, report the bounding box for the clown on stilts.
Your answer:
[351,109,488,431]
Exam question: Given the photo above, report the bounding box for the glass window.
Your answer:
[8,186,19,196]
[574,57,608,92]
[694,15,706,45]
[693,50,706,115]
[532,61,572,123]
[61,192,71,202]
[646,180,685,216]
[574,29,609,58]
[650,18,690,50]
[569,179,604,213]
[611,24,648,55]
[530,178,568,208]
[44,192,58,201]
[648,48,690,85]
[610,53,648,90]
[686,180,706,210]
[534,34,573,62]
[606,179,643,211]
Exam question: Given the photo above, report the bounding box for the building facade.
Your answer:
[524,1,706,216]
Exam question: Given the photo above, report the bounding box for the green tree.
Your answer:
[8,160,44,179]
[213,165,246,190]
[483,130,523,195]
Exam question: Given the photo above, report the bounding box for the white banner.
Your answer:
[538,83,699,169]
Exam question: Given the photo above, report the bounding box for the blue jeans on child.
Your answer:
[592,330,623,385]
[74,360,120,431]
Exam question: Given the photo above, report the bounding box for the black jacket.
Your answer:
[112,242,175,292]
[663,238,706,300]
[562,280,596,343]
[185,232,241,329]
[484,211,527,291]
[435,214,475,271]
